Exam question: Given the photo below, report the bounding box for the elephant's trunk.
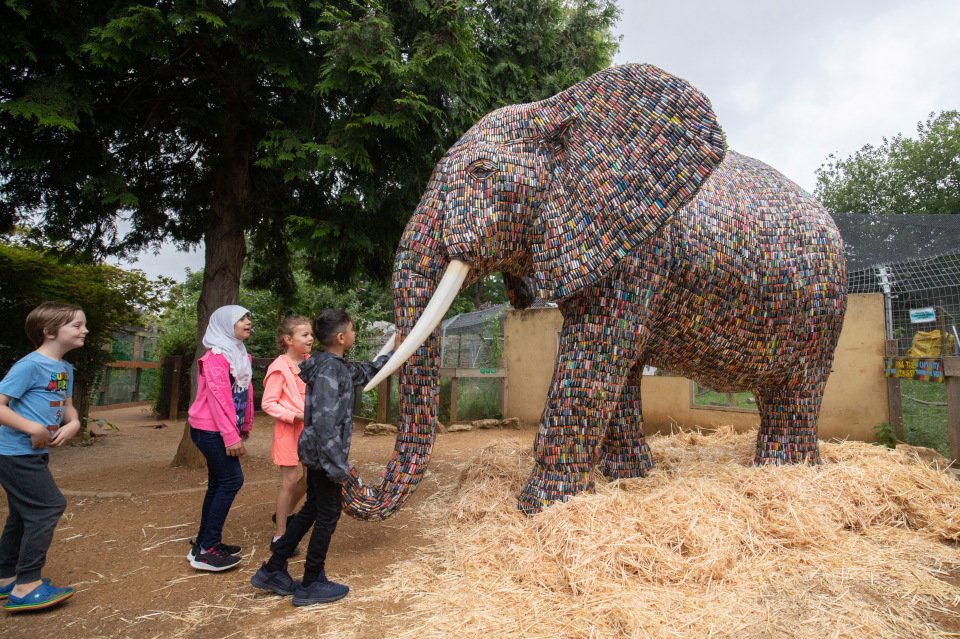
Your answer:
[341,259,469,520]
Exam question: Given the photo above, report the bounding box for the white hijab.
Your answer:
[202,305,253,390]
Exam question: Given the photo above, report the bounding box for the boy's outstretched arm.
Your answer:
[346,333,398,387]
[0,393,51,449]
[346,352,393,387]
[50,398,81,446]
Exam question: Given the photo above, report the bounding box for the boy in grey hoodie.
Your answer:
[251,309,392,606]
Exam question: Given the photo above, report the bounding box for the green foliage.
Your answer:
[438,378,503,422]
[1,0,620,292]
[816,111,960,215]
[448,274,510,316]
[0,243,166,425]
[872,422,896,449]
[155,271,204,359]
[483,315,503,367]
[155,267,393,360]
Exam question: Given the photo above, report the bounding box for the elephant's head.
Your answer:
[342,64,725,520]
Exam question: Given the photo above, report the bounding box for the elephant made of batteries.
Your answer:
[342,64,847,519]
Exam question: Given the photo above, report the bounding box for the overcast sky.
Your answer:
[123,0,960,281]
[614,0,960,192]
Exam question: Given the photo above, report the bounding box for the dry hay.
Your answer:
[261,428,960,639]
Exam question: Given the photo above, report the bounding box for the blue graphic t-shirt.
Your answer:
[0,351,74,455]
[229,374,247,434]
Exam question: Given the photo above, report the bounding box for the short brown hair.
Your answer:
[276,315,311,354]
[25,302,84,348]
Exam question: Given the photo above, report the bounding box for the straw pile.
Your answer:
[263,428,960,638]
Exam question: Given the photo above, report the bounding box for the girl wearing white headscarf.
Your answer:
[202,305,253,390]
[186,305,254,572]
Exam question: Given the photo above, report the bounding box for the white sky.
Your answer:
[124,0,960,281]
[614,0,960,192]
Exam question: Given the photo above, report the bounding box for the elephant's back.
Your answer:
[640,150,847,390]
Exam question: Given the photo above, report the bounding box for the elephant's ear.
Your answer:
[530,64,726,299]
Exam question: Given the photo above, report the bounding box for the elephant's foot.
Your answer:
[754,427,821,465]
[516,464,592,515]
[598,439,653,479]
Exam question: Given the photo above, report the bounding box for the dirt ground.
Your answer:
[1,405,535,639]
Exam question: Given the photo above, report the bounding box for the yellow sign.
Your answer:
[884,358,944,383]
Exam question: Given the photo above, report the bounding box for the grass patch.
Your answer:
[900,379,949,457]
[693,383,757,411]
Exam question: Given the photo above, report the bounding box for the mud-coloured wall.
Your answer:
[503,293,887,441]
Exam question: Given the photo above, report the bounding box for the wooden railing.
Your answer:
[95,360,162,409]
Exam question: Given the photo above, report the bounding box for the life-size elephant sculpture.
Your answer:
[342,63,847,519]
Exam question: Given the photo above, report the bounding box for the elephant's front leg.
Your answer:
[517,303,642,515]
[598,361,653,479]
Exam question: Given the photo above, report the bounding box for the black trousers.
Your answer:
[0,453,67,583]
[267,466,341,586]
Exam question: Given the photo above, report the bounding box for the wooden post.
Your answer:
[885,340,905,440]
[501,369,508,421]
[376,376,389,424]
[168,355,183,421]
[98,368,111,406]
[449,374,459,423]
[945,357,960,464]
[131,335,142,402]
[937,302,948,357]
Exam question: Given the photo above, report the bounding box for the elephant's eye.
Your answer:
[467,160,497,181]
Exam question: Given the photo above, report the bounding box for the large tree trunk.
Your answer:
[172,126,251,468]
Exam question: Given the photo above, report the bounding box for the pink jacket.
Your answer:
[187,351,254,447]
[261,355,306,427]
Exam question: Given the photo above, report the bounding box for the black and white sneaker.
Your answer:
[212,542,242,555]
[187,540,241,562]
[189,545,241,572]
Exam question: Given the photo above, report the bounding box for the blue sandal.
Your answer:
[4,580,73,612]
[0,577,51,600]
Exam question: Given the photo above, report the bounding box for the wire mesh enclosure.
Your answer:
[440,305,505,369]
[838,213,960,356]
[354,308,507,423]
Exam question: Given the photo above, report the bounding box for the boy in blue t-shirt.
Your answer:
[0,302,87,612]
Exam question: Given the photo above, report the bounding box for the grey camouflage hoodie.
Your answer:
[297,350,391,482]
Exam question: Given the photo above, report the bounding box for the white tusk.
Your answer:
[363,260,470,392]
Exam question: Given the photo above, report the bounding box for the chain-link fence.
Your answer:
[847,252,960,357]
[839,213,960,357]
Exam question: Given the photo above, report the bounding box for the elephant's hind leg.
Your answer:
[754,384,825,465]
[599,362,653,479]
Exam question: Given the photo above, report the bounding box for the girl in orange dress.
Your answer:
[261,316,313,542]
